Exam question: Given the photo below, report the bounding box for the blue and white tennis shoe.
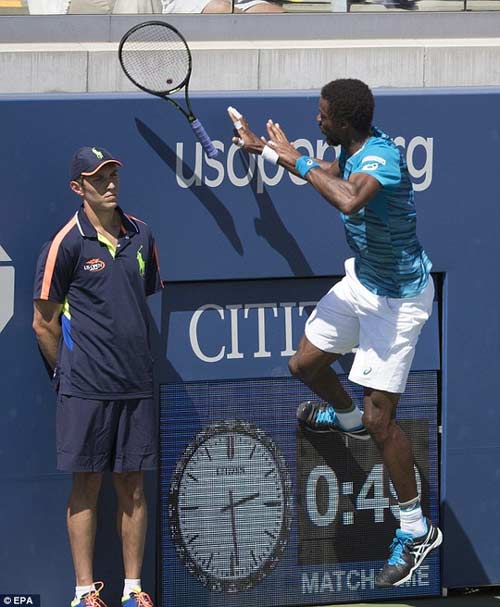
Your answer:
[296,400,370,440]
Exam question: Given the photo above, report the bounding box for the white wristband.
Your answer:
[261,144,279,165]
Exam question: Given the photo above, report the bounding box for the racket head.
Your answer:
[118,21,192,96]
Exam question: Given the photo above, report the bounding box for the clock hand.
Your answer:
[228,489,239,566]
[220,492,260,512]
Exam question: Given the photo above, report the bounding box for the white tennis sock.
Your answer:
[75,584,95,601]
[399,497,427,537]
[123,579,141,598]
[334,404,363,431]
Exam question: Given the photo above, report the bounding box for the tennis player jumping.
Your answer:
[228,78,442,587]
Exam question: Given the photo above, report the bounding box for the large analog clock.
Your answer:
[168,419,293,593]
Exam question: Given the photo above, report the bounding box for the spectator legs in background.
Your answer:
[237,1,285,12]
[67,0,159,13]
[28,0,70,13]
[354,0,418,9]
[383,0,418,9]
[201,0,233,12]
[67,0,114,13]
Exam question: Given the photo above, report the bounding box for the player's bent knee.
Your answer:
[288,354,313,382]
[362,411,391,442]
[288,354,300,377]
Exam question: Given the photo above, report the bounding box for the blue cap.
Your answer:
[70,146,123,181]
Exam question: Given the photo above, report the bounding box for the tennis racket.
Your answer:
[118,21,218,158]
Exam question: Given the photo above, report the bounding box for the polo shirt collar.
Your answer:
[75,205,139,238]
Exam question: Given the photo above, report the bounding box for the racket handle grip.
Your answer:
[191,119,218,158]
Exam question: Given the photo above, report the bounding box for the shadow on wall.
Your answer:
[439,500,489,591]
[135,118,244,256]
[241,151,313,276]
[136,118,315,277]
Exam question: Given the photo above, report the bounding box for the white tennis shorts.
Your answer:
[305,258,434,394]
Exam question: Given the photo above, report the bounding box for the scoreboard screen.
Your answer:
[159,372,440,606]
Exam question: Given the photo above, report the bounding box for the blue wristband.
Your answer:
[295,155,320,179]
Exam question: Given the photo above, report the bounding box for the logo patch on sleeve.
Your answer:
[361,155,386,165]
[83,258,106,272]
[361,162,380,171]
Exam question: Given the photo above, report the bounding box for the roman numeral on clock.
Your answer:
[264,500,281,507]
[206,552,214,570]
[227,434,235,459]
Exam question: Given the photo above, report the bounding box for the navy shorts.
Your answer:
[56,395,158,473]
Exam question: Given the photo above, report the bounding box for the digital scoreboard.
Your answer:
[160,372,440,606]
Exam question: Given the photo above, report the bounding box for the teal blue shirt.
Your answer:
[338,126,432,298]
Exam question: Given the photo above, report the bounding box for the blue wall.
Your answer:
[0,87,499,602]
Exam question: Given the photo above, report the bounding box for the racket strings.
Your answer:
[120,24,190,94]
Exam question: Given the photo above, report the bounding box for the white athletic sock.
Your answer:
[399,497,427,537]
[123,579,142,598]
[75,584,95,601]
[334,404,363,431]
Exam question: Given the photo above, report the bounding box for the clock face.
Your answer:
[168,419,293,593]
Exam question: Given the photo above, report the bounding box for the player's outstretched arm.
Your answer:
[265,119,340,177]
[307,170,381,215]
[227,106,266,155]
[265,120,380,214]
[227,108,339,178]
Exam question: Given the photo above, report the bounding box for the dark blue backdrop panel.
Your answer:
[0,88,499,602]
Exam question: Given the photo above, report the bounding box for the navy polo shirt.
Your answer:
[34,206,162,399]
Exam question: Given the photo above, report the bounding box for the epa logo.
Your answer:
[0,244,15,335]
[1,597,39,606]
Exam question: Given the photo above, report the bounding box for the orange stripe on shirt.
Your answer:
[153,242,162,282]
[40,216,77,300]
[126,213,145,225]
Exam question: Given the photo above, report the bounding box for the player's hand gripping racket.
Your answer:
[119,21,218,158]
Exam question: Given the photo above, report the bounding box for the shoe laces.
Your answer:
[82,582,107,607]
[314,406,336,425]
[387,530,414,566]
[129,591,154,607]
